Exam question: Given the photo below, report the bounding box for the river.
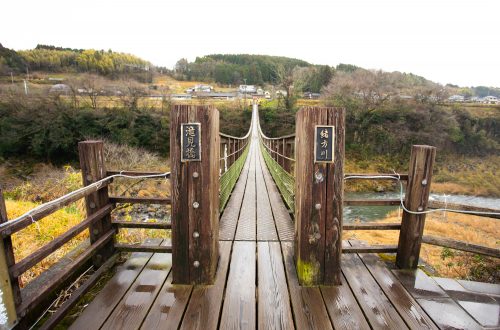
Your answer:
[344,191,500,223]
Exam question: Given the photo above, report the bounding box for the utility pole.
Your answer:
[10,72,14,85]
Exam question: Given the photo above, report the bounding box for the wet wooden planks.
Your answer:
[393,269,484,330]
[350,241,437,329]
[101,241,172,330]
[235,144,257,241]
[179,241,232,330]
[282,242,333,330]
[256,150,278,241]
[257,242,294,329]
[220,241,256,329]
[69,239,162,330]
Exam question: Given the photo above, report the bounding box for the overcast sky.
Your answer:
[1,0,499,87]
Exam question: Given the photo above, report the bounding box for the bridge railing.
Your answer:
[0,140,172,328]
[219,127,252,212]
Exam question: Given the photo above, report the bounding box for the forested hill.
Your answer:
[0,43,152,81]
[174,54,334,91]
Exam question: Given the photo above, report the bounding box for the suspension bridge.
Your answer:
[0,103,499,329]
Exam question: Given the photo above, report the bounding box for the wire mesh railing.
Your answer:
[219,122,252,212]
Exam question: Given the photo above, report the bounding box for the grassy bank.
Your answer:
[345,211,499,282]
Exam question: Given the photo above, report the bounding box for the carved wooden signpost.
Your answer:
[295,107,345,286]
[181,123,201,162]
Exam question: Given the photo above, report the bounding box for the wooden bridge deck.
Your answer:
[68,139,500,330]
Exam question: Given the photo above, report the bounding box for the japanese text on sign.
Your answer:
[181,123,201,162]
[314,125,335,163]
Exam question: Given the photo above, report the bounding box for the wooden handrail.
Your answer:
[422,235,500,258]
[344,199,401,206]
[428,201,500,219]
[114,243,172,253]
[343,245,398,253]
[10,204,113,278]
[0,178,113,237]
[344,223,401,230]
[112,220,171,230]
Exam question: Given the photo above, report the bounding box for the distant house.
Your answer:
[49,84,70,94]
[448,95,465,102]
[303,92,320,99]
[186,84,213,93]
[239,85,257,94]
[483,95,499,104]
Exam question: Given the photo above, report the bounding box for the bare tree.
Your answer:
[117,80,147,110]
[80,74,105,109]
[274,64,296,110]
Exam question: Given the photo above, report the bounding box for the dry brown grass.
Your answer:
[345,210,500,281]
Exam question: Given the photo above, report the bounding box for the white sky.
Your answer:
[1,0,499,87]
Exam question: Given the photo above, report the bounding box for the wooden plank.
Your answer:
[220,241,256,330]
[396,145,436,269]
[219,150,251,240]
[19,229,115,318]
[257,242,294,329]
[422,235,500,258]
[112,220,171,230]
[341,243,408,329]
[344,199,400,206]
[139,272,192,330]
[416,298,483,330]
[11,204,113,278]
[343,245,398,254]
[79,140,115,268]
[391,269,448,299]
[428,200,500,219]
[351,241,437,329]
[69,239,162,330]
[235,144,257,241]
[106,170,170,177]
[457,279,500,296]
[320,272,370,330]
[256,152,278,241]
[180,240,231,330]
[39,255,118,330]
[101,241,172,330]
[281,242,333,330]
[392,270,485,328]
[343,222,401,230]
[109,196,171,205]
[258,148,294,242]
[114,243,172,253]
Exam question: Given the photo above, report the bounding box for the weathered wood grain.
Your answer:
[235,144,257,241]
[79,140,115,268]
[282,242,333,330]
[257,242,293,329]
[69,239,161,330]
[101,241,172,330]
[396,145,436,269]
[320,272,370,330]
[256,152,278,241]
[422,235,500,258]
[180,240,231,330]
[341,243,408,329]
[220,241,256,330]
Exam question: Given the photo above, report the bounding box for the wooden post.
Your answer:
[396,145,436,269]
[170,104,219,284]
[294,107,345,286]
[78,141,115,268]
[0,189,19,328]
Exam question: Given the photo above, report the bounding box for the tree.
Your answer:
[80,74,105,109]
[274,64,296,111]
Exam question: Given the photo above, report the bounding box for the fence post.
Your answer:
[396,145,436,269]
[294,106,345,285]
[170,104,220,284]
[0,189,19,329]
[78,141,115,268]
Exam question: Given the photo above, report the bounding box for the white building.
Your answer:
[239,85,257,93]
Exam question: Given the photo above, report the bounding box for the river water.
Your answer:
[344,191,500,223]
